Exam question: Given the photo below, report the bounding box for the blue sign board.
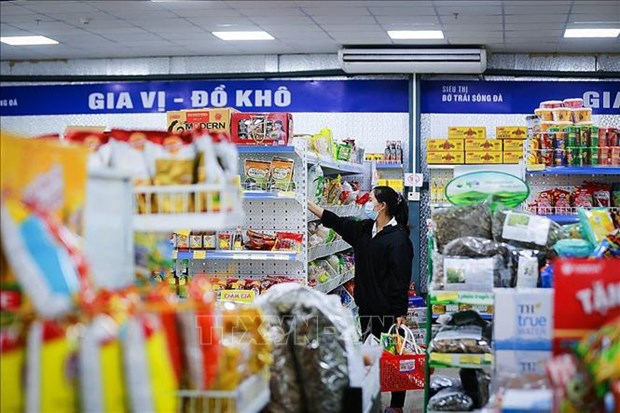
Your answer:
[0,79,409,116]
[421,80,620,115]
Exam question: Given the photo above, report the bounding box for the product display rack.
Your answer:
[182,139,363,301]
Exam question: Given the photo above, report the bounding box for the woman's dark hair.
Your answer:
[373,186,410,235]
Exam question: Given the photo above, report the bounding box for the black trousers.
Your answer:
[360,313,406,409]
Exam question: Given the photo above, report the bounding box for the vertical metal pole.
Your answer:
[408,74,422,294]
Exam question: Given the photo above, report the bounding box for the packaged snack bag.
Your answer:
[109,130,156,214]
[80,315,126,413]
[311,128,334,158]
[573,186,594,208]
[120,313,178,413]
[273,232,303,252]
[193,131,225,212]
[177,276,220,390]
[26,320,79,413]
[65,130,112,170]
[269,157,295,191]
[1,324,25,413]
[244,159,271,190]
[578,208,615,245]
[0,199,89,318]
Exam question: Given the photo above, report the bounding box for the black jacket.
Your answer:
[321,210,413,317]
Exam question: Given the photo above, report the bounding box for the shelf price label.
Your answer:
[193,250,207,260]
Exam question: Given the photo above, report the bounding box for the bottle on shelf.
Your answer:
[232,226,244,251]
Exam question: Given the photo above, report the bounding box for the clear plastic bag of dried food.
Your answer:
[431,202,493,252]
[255,284,364,413]
[511,248,544,288]
[432,254,498,292]
[427,388,474,412]
[442,237,514,288]
[492,209,563,256]
[430,375,462,398]
[430,311,492,354]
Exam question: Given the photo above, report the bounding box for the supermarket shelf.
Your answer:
[547,214,580,224]
[431,312,493,321]
[134,212,244,232]
[428,164,458,169]
[309,204,360,221]
[308,239,352,261]
[308,152,365,175]
[243,190,298,200]
[526,166,620,175]
[428,353,493,369]
[174,249,299,261]
[178,370,269,413]
[237,145,296,154]
[376,163,403,170]
[314,271,355,294]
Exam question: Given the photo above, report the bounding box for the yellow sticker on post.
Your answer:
[219,290,255,303]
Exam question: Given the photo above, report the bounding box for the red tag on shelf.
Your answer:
[553,258,620,355]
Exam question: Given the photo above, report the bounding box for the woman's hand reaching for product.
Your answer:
[307,201,324,219]
[396,316,407,330]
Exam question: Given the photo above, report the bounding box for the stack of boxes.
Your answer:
[497,126,527,164]
[426,125,528,165]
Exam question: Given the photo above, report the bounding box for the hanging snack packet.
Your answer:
[0,200,84,318]
[80,315,126,413]
[65,130,112,170]
[572,185,595,208]
[109,130,156,214]
[120,313,178,413]
[244,159,272,190]
[194,132,225,212]
[26,320,79,413]
[269,157,295,192]
[145,132,196,213]
[177,276,220,390]
[311,128,334,158]
[578,207,615,245]
[308,164,325,204]
[1,325,25,413]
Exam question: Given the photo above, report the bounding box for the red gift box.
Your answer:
[230,112,293,146]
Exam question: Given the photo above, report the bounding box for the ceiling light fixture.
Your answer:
[564,28,620,38]
[0,35,59,46]
[388,30,444,40]
[212,31,274,41]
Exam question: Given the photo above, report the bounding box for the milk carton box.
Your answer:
[494,288,553,351]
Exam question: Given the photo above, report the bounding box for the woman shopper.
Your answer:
[308,185,414,413]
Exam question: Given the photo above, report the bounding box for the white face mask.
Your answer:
[364,201,379,220]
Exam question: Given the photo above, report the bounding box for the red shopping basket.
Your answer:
[379,324,427,392]
[380,351,426,392]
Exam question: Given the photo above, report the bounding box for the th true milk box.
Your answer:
[495,350,552,376]
[494,288,553,351]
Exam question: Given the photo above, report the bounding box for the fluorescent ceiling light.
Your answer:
[388,30,444,40]
[212,31,274,41]
[0,35,59,46]
[564,28,620,38]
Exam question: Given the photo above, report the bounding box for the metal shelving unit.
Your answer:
[526,166,620,175]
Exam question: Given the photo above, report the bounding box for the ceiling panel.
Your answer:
[436,6,503,15]
[367,7,437,16]
[302,7,371,16]
[505,5,572,15]
[1,0,618,60]
[375,15,441,25]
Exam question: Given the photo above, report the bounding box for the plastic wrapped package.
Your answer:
[26,320,79,413]
[430,311,492,354]
[308,164,324,204]
[120,314,178,413]
[553,239,594,258]
[492,210,563,256]
[432,202,493,252]
[430,375,462,398]
[177,276,219,390]
[256,284,364,413]
[1,324,25,413]
[578,208,615,245]
[427,388,474,412]
[511,249,544,288]
[80,315,126,413]
[443,237,514,288]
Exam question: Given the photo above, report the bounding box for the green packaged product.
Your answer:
[589,148,599,165]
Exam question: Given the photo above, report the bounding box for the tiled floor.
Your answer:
[381,390,425,413]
